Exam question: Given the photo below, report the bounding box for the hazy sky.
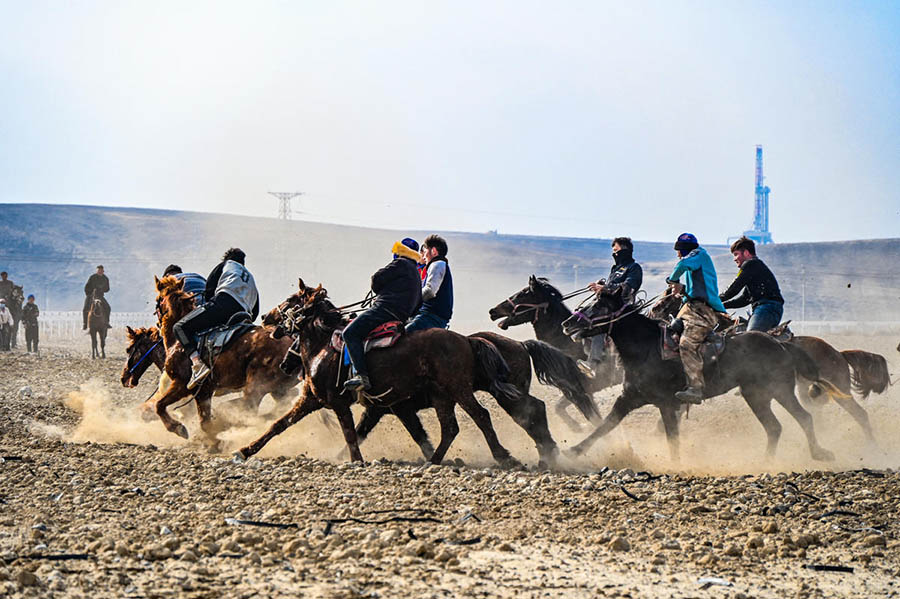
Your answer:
[1,1,898,243]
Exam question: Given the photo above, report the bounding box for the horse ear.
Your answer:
[297,277,306,292]
[154,276,163,290]
[528,274,537,288]
[126,326,135,337]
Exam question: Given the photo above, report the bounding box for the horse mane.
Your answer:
[534,278,564,302]
[127,326,161,342]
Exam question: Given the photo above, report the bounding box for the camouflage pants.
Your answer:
[676,300,720,389]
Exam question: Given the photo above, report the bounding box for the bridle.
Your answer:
[570,293,660,336]
[127,339,163,374]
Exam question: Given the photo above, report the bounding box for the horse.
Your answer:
[259,281,594,465]
[8,285,24,349]
[488,275,617,425]
[560,287,835,463]
[88,289,108,359]
[237,283,526,468]
[648,290,891,445]
[121,326,166,388]
[149,275,300,445]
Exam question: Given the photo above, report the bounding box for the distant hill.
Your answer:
[0,204,897,329]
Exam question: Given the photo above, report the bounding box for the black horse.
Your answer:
[560,288,835,462]
[88,289,108,359]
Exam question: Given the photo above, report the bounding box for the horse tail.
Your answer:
[468,337,521,403]
[841,350,890,398]
[782,342,851,400]
[523,339,601,423]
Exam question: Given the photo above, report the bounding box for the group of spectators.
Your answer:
[0,271,40,353]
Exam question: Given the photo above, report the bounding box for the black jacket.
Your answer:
[84,274,110,297]
[371,257,422,320]
[719,257,784,309]
[605,258,643,298]
[22,303,39,324]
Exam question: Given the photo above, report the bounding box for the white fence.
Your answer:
[34,311,157,340]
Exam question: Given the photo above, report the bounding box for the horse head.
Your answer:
[154,275,192,327]
[561,287,625,340]
[278,285,338,375]
[263,277,318,337]
[121,326,162,387]
[11,285,24,304]
[489,275,562,330]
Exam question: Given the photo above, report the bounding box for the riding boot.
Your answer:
[343,374,371,393]
[187,361,211,390]
[675,387,703,405]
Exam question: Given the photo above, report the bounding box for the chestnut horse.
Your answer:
[237,284,525,467]
[88,289,108,359]
[121,326,165,388]
[150,276,298,444]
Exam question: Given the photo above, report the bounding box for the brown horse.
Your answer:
[649,291,891,444]
[150,276,299,444]
[259,283,582,466]
[88,289,108,359]
[237,283,524,467]
[121,326,165,388]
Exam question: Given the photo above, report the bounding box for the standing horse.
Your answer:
[489,275,616,426]
[150,276,299,444]
[88,289,108,358]
[237,284,525,467]
[560,288,835,462]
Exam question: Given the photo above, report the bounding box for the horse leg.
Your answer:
[429,398,460,465]
[392,403,435,460]
[831,395,877,446]
[153,381,192,439]
[771,385,835,461]
[455,392,521,468]
[91,331,97,359]
[740,387,783,459]
[333,400,363,463]
[568,392,636,457]
[554,396,583,432]
[494,390,558,469]
[100,330,106,358]
[658,403,681,462]
[195,388,223,452]
[236,390,322,460]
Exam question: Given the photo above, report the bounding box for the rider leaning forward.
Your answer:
[666,233,727,405]
[174,248,260,390]
[580,236,643,376]
[719,236,784,332]
[343,238,423,392]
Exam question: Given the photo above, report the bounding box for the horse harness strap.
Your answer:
[128,340,162,374]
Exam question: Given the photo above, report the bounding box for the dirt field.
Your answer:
[1,333,899,598]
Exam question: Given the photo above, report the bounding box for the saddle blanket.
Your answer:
[198,321,255,363]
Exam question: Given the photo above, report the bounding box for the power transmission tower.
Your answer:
[268,192,304,220]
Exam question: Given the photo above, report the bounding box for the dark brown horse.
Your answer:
[88,289,108,359]
[150,276,299,444]
[237,283,525,467]
[488,276,611,426]
[649,291,891,444]
[560,288,835,462]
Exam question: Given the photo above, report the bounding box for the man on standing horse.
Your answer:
[173,247,260,390]
[83,265,111,330]
[579,236,643,377]
[667,233,727,405]
[343,238,422,392]
[406,234,453,333]
[719,236,784,332]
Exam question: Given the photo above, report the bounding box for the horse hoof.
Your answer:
[563,446,584,460]
[173,424,189,439]
[232,450,248,463]
[813,448,835,462]
[499,456,524,470]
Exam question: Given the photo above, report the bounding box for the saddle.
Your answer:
[332,321,405,377]
[659,321,727,364]
[731,317,794,341]
[197,312,255,364]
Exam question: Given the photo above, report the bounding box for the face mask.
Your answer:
[613,249,632,265]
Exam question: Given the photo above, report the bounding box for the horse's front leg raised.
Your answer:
[235,383,322,460]
[153,379,193,440]
[568,390,640,457]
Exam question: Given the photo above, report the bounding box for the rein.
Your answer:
[505,285,592,321]
[572,294,661,333]
[128,340,162,374]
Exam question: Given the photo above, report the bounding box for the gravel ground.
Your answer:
[1,335,899,598]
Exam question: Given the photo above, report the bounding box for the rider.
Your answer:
[82,265,111,330]
[173,248,260,390]
[406,234,453,333]
[579,237,643,377]
[719,236,784,332]
[343,238,423,392]
[163,264,208,306]
[0,272,13,302]
[666,233,727,405]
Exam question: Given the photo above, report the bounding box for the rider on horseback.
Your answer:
[82,265,112,330]
[667,233,726,405]
[719,236,784,332]
[406,234,453,333]
[174,248,260,390]
[163,264,208,306]
[343,238,423,392]
[579,237,643,377]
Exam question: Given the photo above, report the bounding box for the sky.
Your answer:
[1,1,898,243]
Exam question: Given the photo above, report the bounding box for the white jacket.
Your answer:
[0,307,12,325]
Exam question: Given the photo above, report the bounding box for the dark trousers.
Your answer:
[173,293,242,355]
[83,296,111,326]
[0,324,10,351]
[25,323,38,352]
[341,305,397,378]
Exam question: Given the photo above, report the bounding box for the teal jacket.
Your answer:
[667,247,726,312]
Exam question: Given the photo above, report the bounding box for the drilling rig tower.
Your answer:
[743,145,772,245]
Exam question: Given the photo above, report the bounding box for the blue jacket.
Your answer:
[667,247,726,312]
[174,272,207,305]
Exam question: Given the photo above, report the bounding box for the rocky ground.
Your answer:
[1,334,899,598]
